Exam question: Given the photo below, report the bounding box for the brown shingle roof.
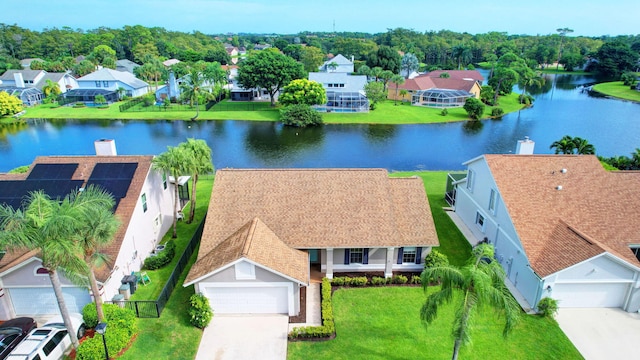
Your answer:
[0,155,153,282]
[185,218,308,285]
[189,169,437,281]
[484,154,640,277]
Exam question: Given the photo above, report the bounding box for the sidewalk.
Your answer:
[288,282,322,332]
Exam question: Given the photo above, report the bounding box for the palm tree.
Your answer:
[0,190,111,349]
[178,139,214,224]
[572,137,595,155]
[42,79,61,103]
[420,244,520,360]
[399,89,408,104]
[518,69,545,104]
[180,69,212,120]
[71,185,120,323]
[390,74,405,106]
[152,146,188,238]
[550,135,577,154]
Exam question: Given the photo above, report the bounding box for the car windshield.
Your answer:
[0,327,19,334]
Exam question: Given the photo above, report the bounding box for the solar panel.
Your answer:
[27,163,78,180]
[87,179,132,198]
[89,163,138,180]
[0,180,83,210]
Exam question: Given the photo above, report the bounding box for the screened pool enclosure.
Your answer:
[314,91,369,113]
[412,88,472,108]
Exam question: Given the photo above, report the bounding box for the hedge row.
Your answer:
[288,278,335,340]
[143,239,176,270]
[331,274,421,286]
[77,303,138,360]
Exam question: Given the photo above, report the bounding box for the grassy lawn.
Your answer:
[118,175,213,359]
[592,81,640,102]
[288,287,582,360]
[390,171,471,265]
[20,96,525,125]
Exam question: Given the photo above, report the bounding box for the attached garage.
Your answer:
[6,287,91,315]
[204,284,291,314]
[552,283,630,308]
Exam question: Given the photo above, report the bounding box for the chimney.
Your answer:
[95,139,117,156]
[14,73,25,88]
[515,136,535,155]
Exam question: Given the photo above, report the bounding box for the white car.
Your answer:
[7,313,86,360]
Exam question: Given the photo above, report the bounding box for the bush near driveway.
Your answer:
[77,303,138,360]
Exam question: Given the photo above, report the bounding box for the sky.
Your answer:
[1,0,638,37]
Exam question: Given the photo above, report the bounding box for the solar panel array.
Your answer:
[0,163,83,210]
[86,163,138,207]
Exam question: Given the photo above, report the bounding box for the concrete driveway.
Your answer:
[194,314,289,360]
[556,308,640,360]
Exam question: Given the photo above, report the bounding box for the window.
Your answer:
[103,81,109,87]
[349,248,363,264]
[43,330,66,355]
[475,212,485,231]
[95,81,101,87]
[154,215,162,232]
[402,247,417,263]
[631,247,640,261]
[35,267,49,276]
[488,189,497,214]
[141,193,148,213]
[466,169,474,192]
[235,261,255,280]
[162,172,167,190]
[327,83,333,88]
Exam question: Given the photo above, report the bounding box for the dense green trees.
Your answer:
[0,91,23,116]
[279,104,323,127]
[463,98,485,120]
[594,40,638,77]
[367,45,401,73]
[279,79,326,106]
[237,48,304,106]
[363,81,386,110]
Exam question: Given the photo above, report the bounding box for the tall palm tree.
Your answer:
[180,69,212,120]
[71,185,120,323]
[519,69,545,104]
[42,79,61,98]
[152,146,188,238]
[399,89,409,104]
[572,137,595,155]
[549,135,577,154]
[420,244,520,360]
[390,74,405,106]
[179,139,214,224]
[0,190,111,349]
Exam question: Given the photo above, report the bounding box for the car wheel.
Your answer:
[77,324,86,339]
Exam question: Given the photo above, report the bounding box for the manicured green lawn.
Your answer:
[592,81,640,102]
[21,96,525,125]
[391,171,471,265]
[287,287,582,360]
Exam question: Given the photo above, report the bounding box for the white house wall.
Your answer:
[101,168,174,302]
[455,158,542,308]
[77,80,148,97]
[321,247,427,273]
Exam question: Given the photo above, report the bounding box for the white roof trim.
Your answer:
[184,257,308,287]
[0,256,42,277]
[541,252,640,280]
[169,175,191,186]
[462,154,485,166]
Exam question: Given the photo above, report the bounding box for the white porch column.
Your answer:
[326,248,334,279]
[385,247,395,278]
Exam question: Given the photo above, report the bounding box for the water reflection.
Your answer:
[244,123,324,164]
[462,120,484,134]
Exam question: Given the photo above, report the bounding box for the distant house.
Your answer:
[224,44,239,64]
[451,143,640,312]
[19,58,44,69]
[0,69,78,106]
[388,70,483,107]
[116,59,140,74]
[184,169,437,316]
[162,59,181,67]
[0,140,175,320]
[308,72,369,112]
[318,54,355,73]
[70,68,149,103]
[252,44,271,51]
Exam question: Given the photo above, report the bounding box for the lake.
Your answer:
[1,74,638,172]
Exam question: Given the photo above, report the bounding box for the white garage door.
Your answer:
[7,287,91,315]
[205,286,289,314]
[553,283,629,308]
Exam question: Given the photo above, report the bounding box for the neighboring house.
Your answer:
[72,68,149,102]
[452,147,640,312]
[308,72,369,112]
[0,140,176,320]
[162,59,181,67]
[116,59,140,74]
[318,54,354,73]
[19,58,44,69]
[252,44,271,51]
[0,70,78,106]
[224,44,239,64]
[388,73,482,108]
[184,169,438,316]
[427,70,485,84]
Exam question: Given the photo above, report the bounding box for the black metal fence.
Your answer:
[107,218,205,318]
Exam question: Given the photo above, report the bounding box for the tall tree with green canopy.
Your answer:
[152,146,188,238]
[367,45,402,73]
[279,79,327,106]
[237,48,305,106]
[179,69,212,120]
[420,244,520,360]
[555,28,574,70]
[0,190,113,349]
[400,53,419,78]
[178,139,214,224]
[70,185,120,323]
[363,81,386,110]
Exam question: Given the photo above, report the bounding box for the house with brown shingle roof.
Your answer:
[453,153,640,312]
[0,140,175,320]
[184,168,438,316]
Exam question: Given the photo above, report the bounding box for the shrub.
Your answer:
[621,72,638,86]
[189,293,213,329]
[491,107,504,117]
[330,277,345,286]
[440,108,448,116]
[78,303,137,360]
[349,276,368,287]
[371,276,387,286]
[463,97,485,120]
[410,275,421,284]
[466,64,475,70]
[143,95,155,107]
[73,102,86,108]
[280,104,323,127]
[537,297,559,318]
[424,249,449,268]
[518,94,535,105]
[392,275,408,284]
[288,278,334,340]
[143,239,176,270]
